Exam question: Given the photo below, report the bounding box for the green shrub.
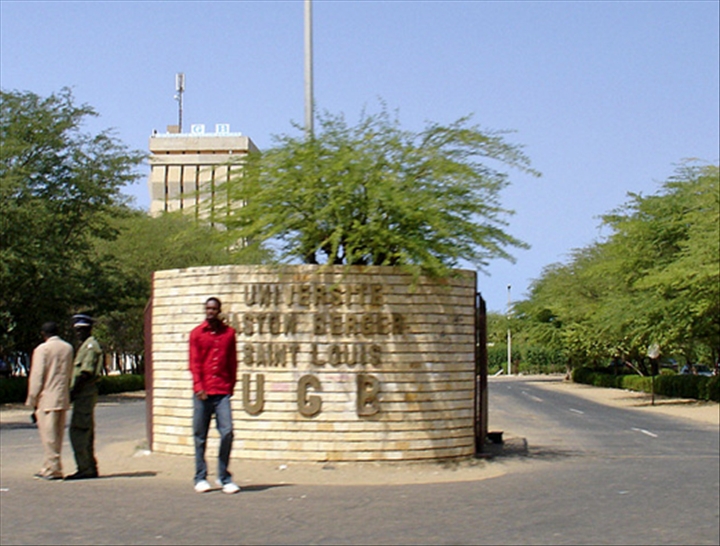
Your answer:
[648,374,704,399]
[573,367,718,402]
[699,376,719,403]
[572,366,596,384]
[0,374,145,405]
[96,374,145,395]
[519,346,566,374]
[487,345,508,374]
[572,367,621,388]
[597,373,624,388]
[0,376,28,404]
[620,375,651,393]
[486,345,567,375]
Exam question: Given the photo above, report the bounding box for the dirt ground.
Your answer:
[2,376,717,488]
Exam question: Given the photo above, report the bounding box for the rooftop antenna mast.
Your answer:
[175,72,185,133]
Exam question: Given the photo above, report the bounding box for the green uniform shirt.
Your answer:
[71,335,103,392]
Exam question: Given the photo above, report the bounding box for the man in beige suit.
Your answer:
[25,322,74,480]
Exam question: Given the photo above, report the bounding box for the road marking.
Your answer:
[631,427,658,438]
[569,408,585,415]
[521,391,544,402]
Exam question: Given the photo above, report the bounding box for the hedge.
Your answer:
[96,374,145,395]
[487,344,566,375]
[0,374,145,405]
[572,367,719,402]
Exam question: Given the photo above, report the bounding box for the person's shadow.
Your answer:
[84,474,292,491]
[91,471,158,479]
[0,421,37,430]
[232,483,291,493]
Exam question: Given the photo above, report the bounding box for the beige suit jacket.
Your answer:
[25,336,74,411]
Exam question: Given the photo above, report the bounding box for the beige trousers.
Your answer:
[36,409,67,477]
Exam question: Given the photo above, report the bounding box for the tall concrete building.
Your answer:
[148,124,258,217]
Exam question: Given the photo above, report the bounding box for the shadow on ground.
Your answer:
[241,483,293,493]
[481,437,583,462]
[94,471,158,479]
[0,421,36,431]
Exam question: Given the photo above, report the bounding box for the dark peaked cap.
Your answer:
[72,314,94,328]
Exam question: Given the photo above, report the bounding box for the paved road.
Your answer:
[1,378,718,545]
[487,378,719,544]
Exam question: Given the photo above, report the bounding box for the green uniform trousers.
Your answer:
[70,389,98,475]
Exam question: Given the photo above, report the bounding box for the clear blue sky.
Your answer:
[2,1,718,313]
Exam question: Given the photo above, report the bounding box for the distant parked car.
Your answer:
[659,358,678,372]
[680,364,713,377]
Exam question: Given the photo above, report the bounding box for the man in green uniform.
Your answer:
[66,314,103,480]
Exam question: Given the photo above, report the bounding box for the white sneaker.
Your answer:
[194,479,212,493]
[216,479,240,494]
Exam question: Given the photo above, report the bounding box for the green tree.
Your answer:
[515,251,616,373]
[517,163,720,372]
[214,106,538,277]
[0,88,144,354]
[599,163,719,363]
[89,210,273,364]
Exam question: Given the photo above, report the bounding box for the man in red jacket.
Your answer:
[189,297,239,494]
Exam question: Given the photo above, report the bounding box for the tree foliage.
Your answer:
[214,107,537,277]
[89,210,272,361]
[515,163,719,371]
[1,88,269,359]
[1,88,143,353]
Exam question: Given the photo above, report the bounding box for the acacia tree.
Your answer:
[215,107,538,277]
[0,88,143,354]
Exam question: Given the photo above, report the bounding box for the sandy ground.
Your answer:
[2,376,717,488]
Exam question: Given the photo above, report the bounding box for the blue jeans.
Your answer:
[193,394,234,485]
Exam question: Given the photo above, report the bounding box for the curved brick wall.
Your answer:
[150,265,478,461]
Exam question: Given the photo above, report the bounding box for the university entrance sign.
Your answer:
[148,265,482,462]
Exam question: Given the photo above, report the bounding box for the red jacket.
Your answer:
[189,321,238,395]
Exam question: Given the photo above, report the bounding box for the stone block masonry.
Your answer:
[150,265,478,461]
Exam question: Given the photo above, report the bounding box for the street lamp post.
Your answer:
[304,0,314,137]
[507,284,512,376]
